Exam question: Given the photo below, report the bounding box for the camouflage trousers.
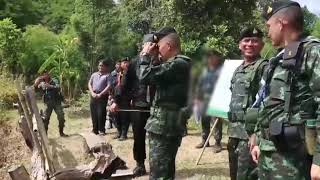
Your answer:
[227,137,258,180]
[201,116,222,143]
[148,132,182,180]
[258,149,312,180]
[44,100,65,132]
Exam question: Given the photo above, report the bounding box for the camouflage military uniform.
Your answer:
[40,78,65,134]
[228,58,267,180]
[255,36,320,180]
[139,54,191,180]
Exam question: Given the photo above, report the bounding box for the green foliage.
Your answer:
[118,0,257,59]
[42,0,75,33]
[312,19,320,38]
[0,18,23,76]
[261,40,277,59]
[71,0,120,73]
[38,34,87,99]
[1,0,319,103]
[21,25,59,81]
[203,25,236,57]
[0,76,18,109]
[0,0,45,28]
[302,7,318,35]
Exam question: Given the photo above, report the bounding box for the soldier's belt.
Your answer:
[228,111,245,122]
[118,109,150,112]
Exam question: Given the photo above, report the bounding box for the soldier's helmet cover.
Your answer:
[239,27,263,41]
[262,0,301,20]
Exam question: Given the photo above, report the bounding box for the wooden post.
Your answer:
[25,87,55,174]
[8,165,31,180]
[16,82,48,180]
[16,82,45,166]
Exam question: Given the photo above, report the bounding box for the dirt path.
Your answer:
[0,108,230,179]
[0,121,31,180]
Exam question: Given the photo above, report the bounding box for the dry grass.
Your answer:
[0,104,230,180]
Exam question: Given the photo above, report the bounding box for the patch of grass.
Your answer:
[66,92,91,119]
[0,76,18,109]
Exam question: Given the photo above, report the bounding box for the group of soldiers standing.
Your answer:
[227,1,320,180]
[191,1,320,179]
[33,0,320,179]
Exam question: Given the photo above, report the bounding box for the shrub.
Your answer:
[0,77,18,109]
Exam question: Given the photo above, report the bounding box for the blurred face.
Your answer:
[42,72,50,81]
[207,55,220,68]
[239,37,264,59]
[98,62,107,73]
[121,61,130,71]
[266,16,284,47]
[157,39,171,61]
[115,62,121,72]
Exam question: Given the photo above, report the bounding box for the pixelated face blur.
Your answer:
[207,55,220,68]
[239,37,264,59]
[266,16,283,47]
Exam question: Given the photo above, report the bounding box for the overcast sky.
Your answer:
[294,0,320,15]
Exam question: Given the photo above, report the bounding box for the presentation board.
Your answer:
[206,59,243,119]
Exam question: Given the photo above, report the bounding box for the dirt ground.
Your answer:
[0,107,230,180]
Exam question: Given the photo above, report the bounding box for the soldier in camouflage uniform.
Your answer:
[138,27,191,179]
[195,49,223,153]
[34,71,68,137]
[250,1,320,179]
[227,27,267,180]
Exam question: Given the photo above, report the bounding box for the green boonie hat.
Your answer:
[262,0,300,20]
[153,27,177,41]
[239,27,263,40]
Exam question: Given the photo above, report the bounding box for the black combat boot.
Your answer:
[212,141,222,153]
[133,161,146,177]
[59,128,68,137]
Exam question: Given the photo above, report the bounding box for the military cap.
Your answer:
[239,27,263,40]
[153,27,177,41]
[262,0,300,20]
